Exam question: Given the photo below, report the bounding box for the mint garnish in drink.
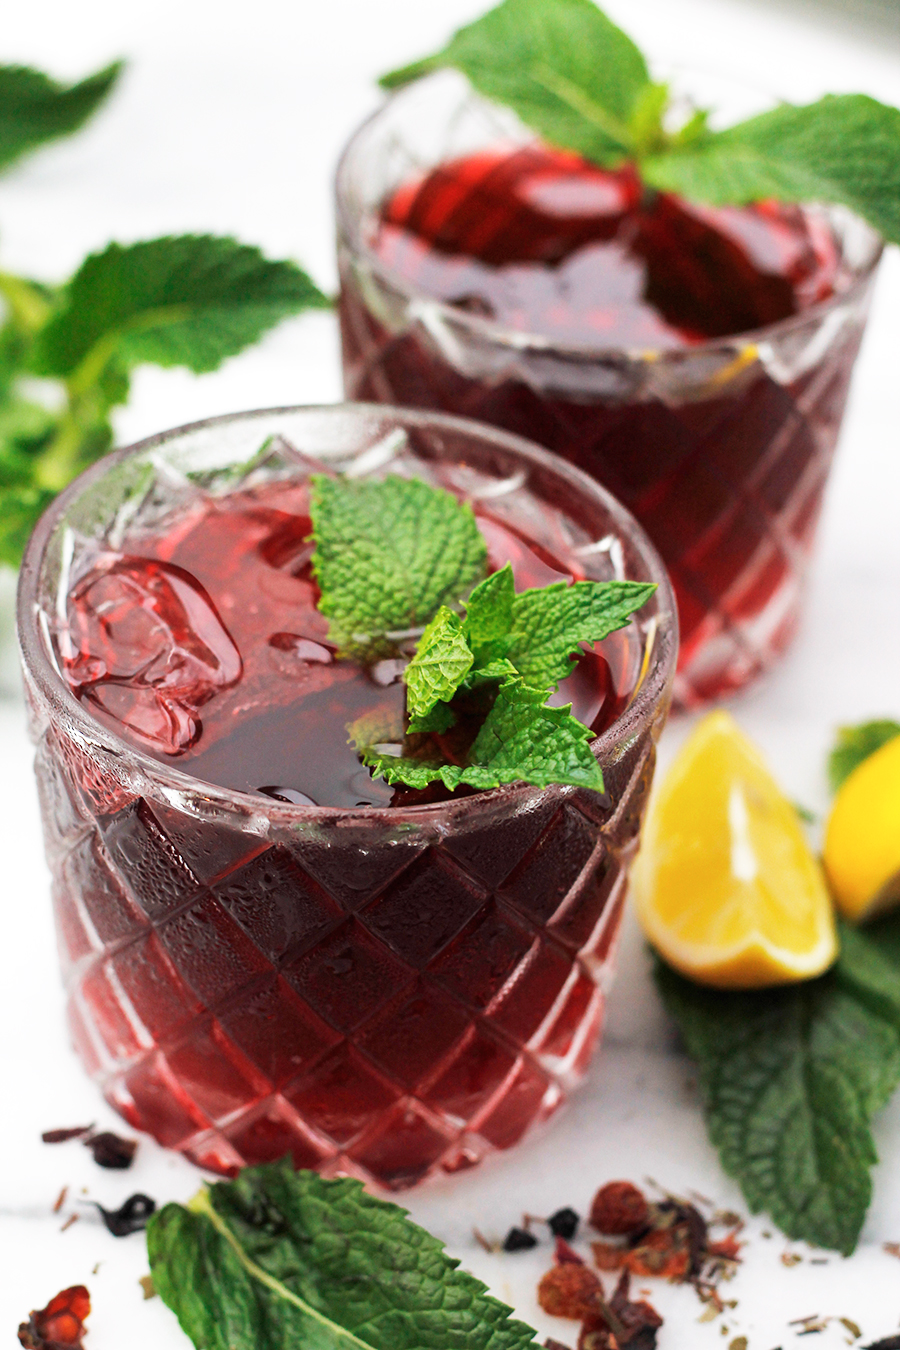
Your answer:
[147,1159,541,1350]
[381,0,900,245]
[309,472,655,794]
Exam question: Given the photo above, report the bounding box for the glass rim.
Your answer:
[335,77,884,364]
[17,402,678,828]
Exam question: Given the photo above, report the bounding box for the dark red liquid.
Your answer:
[340,146,869,703]
[61,476,636,808]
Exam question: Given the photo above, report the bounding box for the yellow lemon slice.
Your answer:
[824,733,900,921]
[633,711,837,989]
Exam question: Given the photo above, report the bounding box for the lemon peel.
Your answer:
[824,732,900,922]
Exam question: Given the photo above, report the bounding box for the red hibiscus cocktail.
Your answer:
[337,75,881,706]
[19,405,675,1187]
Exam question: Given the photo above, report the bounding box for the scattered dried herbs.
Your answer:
[17,1286,90,1349]
[93,1192,156,1236]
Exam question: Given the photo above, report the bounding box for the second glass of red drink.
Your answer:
[336,73,882,706]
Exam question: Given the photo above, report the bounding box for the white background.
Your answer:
[1,1,900,1346]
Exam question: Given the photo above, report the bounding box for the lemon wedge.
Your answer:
[824,732,900,921]
[633,711,837,989]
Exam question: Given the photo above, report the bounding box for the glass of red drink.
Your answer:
[336,73,882,707]
[19,404,675,1188]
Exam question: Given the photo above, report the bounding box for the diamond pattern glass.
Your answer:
[20,405,676,1188]
[335,76,882,708]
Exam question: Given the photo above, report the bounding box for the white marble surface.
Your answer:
[1,1,900,1347]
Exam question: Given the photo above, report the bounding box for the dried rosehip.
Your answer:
[544,1341,575,1350]
[548,1208,580,1240]
[503,1226,538,1252]
[18,1285,90,1348]
[592,1241,627,1271]
[538,1263,604,1320]
[589,1182,649,1236]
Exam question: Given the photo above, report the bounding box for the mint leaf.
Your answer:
[643,95,900,245]
[380,0,650,166]
[0,61,122,173]
[508,578,656,690]
[310,474,488,660]
[829,719,900,792]
[147,1160,540,1350]
[31,235,328,381]
[463,563,515,663]
[405,607,473,726]
[359,675,604,793]
[470,675,605,790]
[380,0,900,244]
[656,916,900,1254]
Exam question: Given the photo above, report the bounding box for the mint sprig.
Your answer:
[0,61,123,172]
[147,1160,540,1350]
[307,473,658,797]
[657,913,900,1255]
[381,0,900,245]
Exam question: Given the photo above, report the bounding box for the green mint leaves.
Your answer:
[829,719,900,792]
[305,469,657,796]
[0,61,123,172]
[382,0,653,167]
[0,64,328,568]
[147,1160,540,1350]
[657,913,900,1255]
[32,235,328,384]
[356,674,609,793]
[644,96,900,245]
[381,0,900,245]
[309,474,488,661]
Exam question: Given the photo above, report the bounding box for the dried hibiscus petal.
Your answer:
[590,1183,649,1237]
[609,1270,662,1345]
[41,1127,93,1145]
[18,1286,90,1349]
[555,1237,585,1264]
[92,1192,156,1236]
[85,1131,137,1170]
[538,1263,604,1319]
[863,1340,900,1350]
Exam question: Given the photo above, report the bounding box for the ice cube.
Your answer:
[63,554,242,755]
